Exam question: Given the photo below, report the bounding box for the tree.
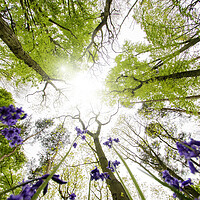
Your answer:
[105,0,200,114]
[0,0,123,90]
[1,0,200,199]
[111,114,200,198]
[69,110,131,200]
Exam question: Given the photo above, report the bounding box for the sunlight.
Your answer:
[70,72,103,106]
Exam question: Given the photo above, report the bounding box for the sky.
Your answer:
[1,0,200,199]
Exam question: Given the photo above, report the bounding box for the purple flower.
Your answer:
[91,166,100,181]
[162,170,194,198]
[21,113,27,120]
[69,193,76,200]
[81,135,86,140]
[176,141,200,160]
[2,127,23,147]
[0,105,26,126]
[7,174,67,200]
[188,160,199,174]
[103,137,120,148]
[103,141,112,148]
[7,184,36,200]
[189,138,200,146]
[162,170,179,189]
[73,143,77,148]
[181,178,193,187]
[113,160,120,168]
[107,160,120,172]
[41,174,67,184]
[51,174,67,184]
[113,138,119,143]
[7,194,22,200]
[107,161,115,172]
[75,127,82,136]
[9,135,23,147]
[90,166,110,181]
[75,127,87,140]
[0,105,26,148]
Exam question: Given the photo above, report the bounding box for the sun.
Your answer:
[69,72,103,106]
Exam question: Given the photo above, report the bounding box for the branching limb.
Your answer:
[82,0,113,56]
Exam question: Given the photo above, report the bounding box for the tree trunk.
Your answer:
[161,107,200,115]
[0,14,50,81]
[146,68,200,83]
[152,36,200,70]
[129,68,200,93]
[130,95,200,104]
[93,136,130,200]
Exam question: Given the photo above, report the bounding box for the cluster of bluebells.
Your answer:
[107,160,120,172]
[90,166,110,181]
[103,137,119,148]
[176,138,200,174]
[162,138,200,199]
[162,170,193,199]
[7,174,67,200]
[73,127,88,148]
[75,126,87,140]
[0,105,27,147]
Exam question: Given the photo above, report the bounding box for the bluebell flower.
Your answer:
[90,166,110,181]
[162,170,194,198]
[81,135,86,140]
[107,161,115,172]
[103,141,112,148]
[0,105,26,148]
[73,143,77,148]
[69,193,76,200]
[176,140,200,160]
[113,160,120,168]
[189,138,200,146]
[188,160,199,174]
[9,135,23,147]
[162,170,179,189]
[41,174,67,184]
[113,138,119,143]
[7,194,22,200]
[103,137,120,148]
[0,105,26,126]
[107,160,120,172]
[181,178,193,187]
[75,127,82,136]
[7,174,67,200]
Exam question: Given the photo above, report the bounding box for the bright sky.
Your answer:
[2,1,199,199]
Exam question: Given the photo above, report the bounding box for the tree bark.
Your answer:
[0,14,51,81]
[146,68,200,83]
[129,95,200,104]
[152,36,200,70]
[161,107,200,115]
[127,68,200,93]
[93,136,130,200]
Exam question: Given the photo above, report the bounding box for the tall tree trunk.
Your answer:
[0,14,50,81]
[130,95,200,104]
[93,136,130,200]
[161,107,200,115]
[152,36,200,70]
[146,68,200,83]
[128,68,200,93]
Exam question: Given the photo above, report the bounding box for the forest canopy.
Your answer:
[0,0,200,200]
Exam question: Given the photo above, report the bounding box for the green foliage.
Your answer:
[0,0,100,85]
[0,135,26,199]
[106,0,200,113]
[0,88,15,107]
